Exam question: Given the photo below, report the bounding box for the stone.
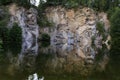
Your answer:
[66,9,75,20]
[42,6,110,61]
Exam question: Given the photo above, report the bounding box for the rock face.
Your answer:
[45,7,98,43]
[39,6,110,63]
[38,7,110,75]
[8,4,39,69]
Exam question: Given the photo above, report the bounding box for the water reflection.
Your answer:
[0,40,119,80]
[28,73,44,80]
[38,43,109,76]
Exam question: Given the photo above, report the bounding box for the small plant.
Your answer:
[41,41,50,47]
[96,21,105,34]
[37,12,54,27]
[41,33,50,41]
[96,21,106,40]
[40,33,50,47]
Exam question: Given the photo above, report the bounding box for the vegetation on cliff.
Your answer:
[0,9,10,49]
[0,22,22,50]
[9,23,22,45]
[0,0,119,10]
[0,5,22,50]
[44,0,120,10]
[109,7,120,54]
[0,0,119,47]
[0,0,31,8]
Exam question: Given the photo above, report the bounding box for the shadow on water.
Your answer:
[40,41,50,48]
[0,41,120,80]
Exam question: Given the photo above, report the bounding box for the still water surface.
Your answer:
[0,42,120,80]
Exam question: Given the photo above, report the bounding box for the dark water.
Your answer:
[0,43,120,80]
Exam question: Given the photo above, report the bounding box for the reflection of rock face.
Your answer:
[28,73,44,80]
[18,50,37,72]
[38,43,109,76]
[8,4,39,72]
